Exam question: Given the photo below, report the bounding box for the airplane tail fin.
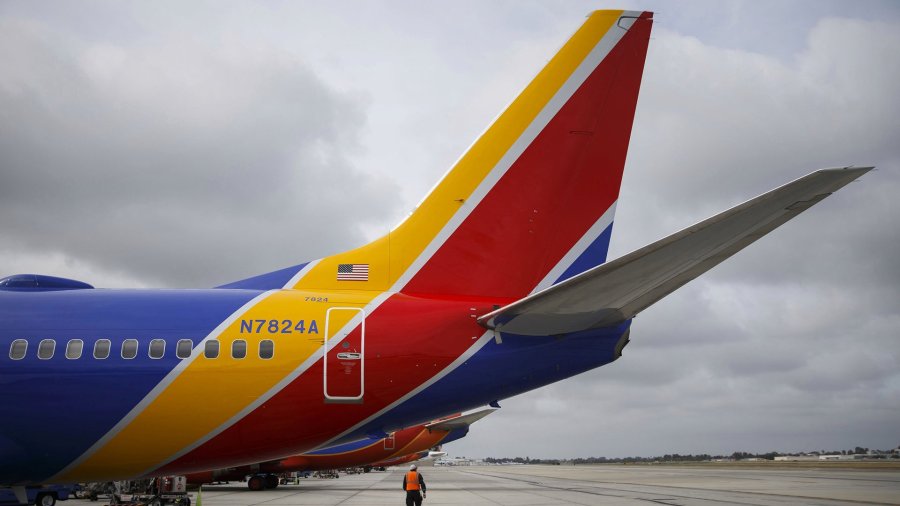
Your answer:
[226,11,653,297]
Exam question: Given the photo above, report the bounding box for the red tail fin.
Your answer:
[401,11,654,299]
[285,11,653,299]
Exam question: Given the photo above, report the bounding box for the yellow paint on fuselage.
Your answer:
[58,290,367,481]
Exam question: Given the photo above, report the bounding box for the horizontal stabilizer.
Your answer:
[425,407,497,431]
[478,167,872,335]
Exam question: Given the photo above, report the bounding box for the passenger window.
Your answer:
[66,339,84,360]
[94,339,111,359]
[232,339,247,359]
[9,339,27,360]
[148,339,165,359]
[176,339,193,359]
[38,339,55,360]
[204,340,220,359]
[259,339,274,359]
[122,339,139,359]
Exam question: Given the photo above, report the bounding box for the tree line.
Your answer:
[482,446,899,464]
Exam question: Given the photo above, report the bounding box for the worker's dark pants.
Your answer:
[405,490,423,506]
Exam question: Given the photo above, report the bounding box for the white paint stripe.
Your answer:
[530,202,617,294]
[53,258,315,477]
[282,258,320,289]
[314,330,496,451]
[390,16,632,293]
[143,290,394,474]
[48,289,278,482]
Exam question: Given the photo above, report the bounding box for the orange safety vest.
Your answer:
[405,471,420,491]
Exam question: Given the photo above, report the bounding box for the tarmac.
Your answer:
[71,464,900,505]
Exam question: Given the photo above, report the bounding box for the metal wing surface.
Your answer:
[478,167,872,336]
[425,407,498,431]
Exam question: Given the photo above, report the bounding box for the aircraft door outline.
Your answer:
[323,307,365,403]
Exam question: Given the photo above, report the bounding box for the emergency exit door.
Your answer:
[323,307,365,403]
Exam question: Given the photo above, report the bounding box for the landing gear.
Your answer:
[34,494,56,506]
[247,476,264,491]
[247,474,279,490]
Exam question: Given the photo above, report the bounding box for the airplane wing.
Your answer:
[478,167,872,336]
[425,407,497,431]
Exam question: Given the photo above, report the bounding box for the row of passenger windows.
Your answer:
[8,338,275,361]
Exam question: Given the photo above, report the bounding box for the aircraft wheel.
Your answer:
[247,476,265,491]
[35,494,56,506]
[264,475,279,489]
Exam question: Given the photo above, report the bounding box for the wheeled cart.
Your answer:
[108,477,191,506]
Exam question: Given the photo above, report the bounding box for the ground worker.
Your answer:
[402,464,427,506]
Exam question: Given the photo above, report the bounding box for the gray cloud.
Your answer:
[0,13,400,287]
[1,1,897,459]
[453,8,900,458]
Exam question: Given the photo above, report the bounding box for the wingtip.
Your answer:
[815,165,875,180]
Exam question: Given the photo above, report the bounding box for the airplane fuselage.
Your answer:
[0,288,629,483]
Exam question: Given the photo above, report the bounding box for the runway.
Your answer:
[437,464,900,505]
[72,464,900,505]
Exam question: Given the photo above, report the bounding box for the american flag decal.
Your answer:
[337,263,369,281]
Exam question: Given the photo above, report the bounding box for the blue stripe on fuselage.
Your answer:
[0,289,259,484]
[554,222,613,284]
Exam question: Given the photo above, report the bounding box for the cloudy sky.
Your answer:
[2,0,898,458]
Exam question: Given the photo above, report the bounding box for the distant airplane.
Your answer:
[0,8,871,495]
[184,408,494,489]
